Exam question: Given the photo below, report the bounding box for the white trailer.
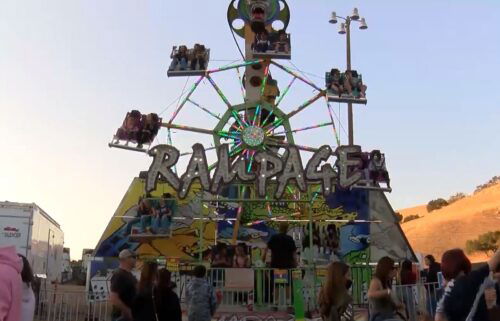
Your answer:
[0,201,64,282]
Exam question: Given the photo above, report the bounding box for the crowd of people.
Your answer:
[125,193,177,236]
[327,68,367,99]
[110,249,220,321]
[252,29,291,55]
[113,110,161,148]
[0,246,37,321]
[169,44,208,72]
[317,248,500,321]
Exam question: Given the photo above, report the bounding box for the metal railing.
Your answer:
[390,282,441,321]
[35,290,111,321]
[34,269,441,321]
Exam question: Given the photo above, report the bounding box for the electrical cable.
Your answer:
[229,23,246,60]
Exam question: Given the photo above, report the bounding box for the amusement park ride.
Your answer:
[106,0,393,239]
[96,0,414,316]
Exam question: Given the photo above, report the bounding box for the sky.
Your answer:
[0,0,499,260]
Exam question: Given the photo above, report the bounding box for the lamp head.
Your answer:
[338,22,346,35]
[329,11,338,24]
[359,17,368,30]
[351,8,360,21]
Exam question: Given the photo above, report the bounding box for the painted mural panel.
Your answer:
[94,179,375,266]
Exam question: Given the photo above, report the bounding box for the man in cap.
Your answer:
[110,249,138,321]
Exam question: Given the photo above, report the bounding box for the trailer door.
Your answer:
[0,215,31,256]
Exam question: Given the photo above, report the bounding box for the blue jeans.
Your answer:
[152,215,171,234]
[170,57,187,70]
[125,217,141,235]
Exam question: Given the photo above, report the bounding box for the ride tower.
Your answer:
[97,1,417,317]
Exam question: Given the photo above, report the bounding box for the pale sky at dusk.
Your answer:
[1,1,499,259]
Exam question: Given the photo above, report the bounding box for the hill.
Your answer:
[399,183,500,263]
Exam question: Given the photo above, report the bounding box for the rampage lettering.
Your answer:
[146,144,364,199]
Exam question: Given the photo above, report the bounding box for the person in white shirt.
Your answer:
[18,255,35,321]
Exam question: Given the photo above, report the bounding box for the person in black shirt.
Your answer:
[443,249,500,321]
[132,261,158,321]
[110,250,138,321]
[262,222,297,269]
[424,254,441,283]
[424,254,441,315]
[155,269,182,321]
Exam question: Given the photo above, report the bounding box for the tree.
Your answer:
[474,175,500,194]
[403,215,420,223]
[426,198,449,212]
[465,231,500,256]
[448,192,466,204]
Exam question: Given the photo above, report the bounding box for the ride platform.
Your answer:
[326,92,368,105]
[128,234,171,242]
[108,139,149,153]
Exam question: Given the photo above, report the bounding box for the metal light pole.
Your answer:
[330,9,368,145]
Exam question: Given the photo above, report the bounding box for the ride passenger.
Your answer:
[275,30,290,53]
[190,44,207,70]
[233,243,250,268]
[170,45,189,71]
[351,70,367,99]
[115,110,142,143]
[137,113,160,148]
[368,150,391,189]
[253,31,270,53]
[328,68,344,97]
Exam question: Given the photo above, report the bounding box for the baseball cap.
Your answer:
[118,249,137,260]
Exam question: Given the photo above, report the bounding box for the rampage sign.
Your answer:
[146,144,365,199]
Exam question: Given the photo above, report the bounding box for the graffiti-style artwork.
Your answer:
[94,178,414,265]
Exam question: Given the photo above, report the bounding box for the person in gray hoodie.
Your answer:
[185,265,218,321]
[0,246,22,321]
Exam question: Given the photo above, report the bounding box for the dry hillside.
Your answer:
[399,183,500,263]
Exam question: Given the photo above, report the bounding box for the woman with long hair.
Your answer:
[398,260,416,321]
[318,262,353,321]
[154,269,182,321]
[18,255,35,321]
[368,256,404,321]
[434,249,471,321]
[132,261,159,321]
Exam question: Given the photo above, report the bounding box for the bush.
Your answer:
[448,192,466,204]
[465,231,500,256]
[426,198,449,212]
[403,214,420,223]
[474,175,500,194]
[395,212,403,223]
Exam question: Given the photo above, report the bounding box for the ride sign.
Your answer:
[146,143,366,199]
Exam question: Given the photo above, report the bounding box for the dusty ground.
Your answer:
[399,183,500,263]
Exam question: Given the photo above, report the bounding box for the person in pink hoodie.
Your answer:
[0,246,22,321]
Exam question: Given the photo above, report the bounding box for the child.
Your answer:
[253,31,270,53]
[190,44,207,70]
[275,30,290,54]
[170,45,189,71]
[153,193,176,235]
[137,113,160,148]
[368,150,390,188]
[186,265,218,321]
[343,70,354,97]
[328,68,343,97]
[351,70,367,99]
[233,243,250,268]
[212,244,232,268]
[115,110,142,143]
